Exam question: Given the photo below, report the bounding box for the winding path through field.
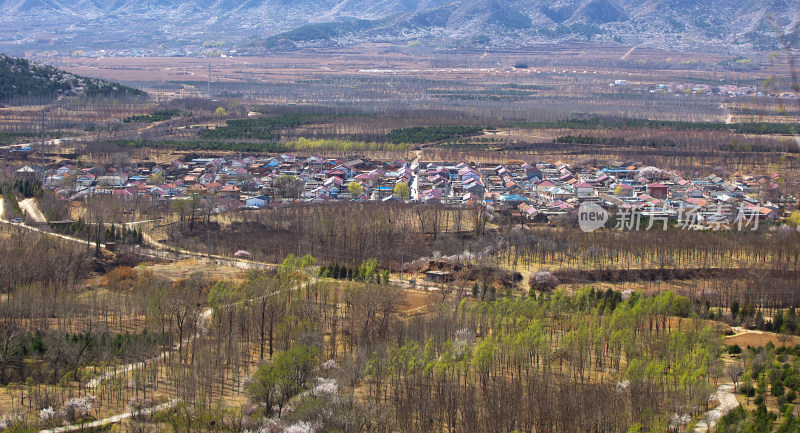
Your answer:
[85,308,213,389]
[53,276,313,433]
[39,400,178,433]
[692,383,739,433]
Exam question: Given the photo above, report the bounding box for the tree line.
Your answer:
[198,114,317,140]
[123,109,182,124]
[518,116,800,135]
[385,126,484,144]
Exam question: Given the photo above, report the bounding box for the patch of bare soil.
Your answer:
[137,259,244,281]
[396,289,438,315]
[724,329,800,348]
[19,198,46,222]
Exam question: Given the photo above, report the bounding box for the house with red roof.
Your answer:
[421,189,443,204]
[573,182,595,199]
[220,185,241,199]
[646,183,669,200]
[536,180,555,193]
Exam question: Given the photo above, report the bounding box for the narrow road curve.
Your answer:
[39,400,177,433]
[86,279,305,389]
[1,195,271,271]
[85,308,212,389]
[121,220,274,270]
[69,281,308,433]
[692,383,739,433]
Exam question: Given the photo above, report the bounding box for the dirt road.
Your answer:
[86,307,213,389]
[692,383,739,432]
[39,400,177,433]
[0,199,271,271]
[19,198,46,222]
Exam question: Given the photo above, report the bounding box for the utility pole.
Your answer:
[207,64,212,99]
[401,251,404,282]
[40,109,46,186]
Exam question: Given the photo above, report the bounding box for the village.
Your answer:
[5,151,789,228]
[614,79,800,100]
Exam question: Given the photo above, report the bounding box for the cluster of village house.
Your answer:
[11,153,786,224]
[615,79,800,101]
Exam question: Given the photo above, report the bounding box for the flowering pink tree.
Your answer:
[234,250,252,259]
[529,272,559,292]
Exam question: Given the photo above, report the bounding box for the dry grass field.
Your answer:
[724,330,800,348]
[37,43,751,85]
[136,259,245,282]
[34,43,788,114]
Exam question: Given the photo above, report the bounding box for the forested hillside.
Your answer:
[0,54,146,102]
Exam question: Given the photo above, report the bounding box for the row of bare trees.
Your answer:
[166,201,492,268]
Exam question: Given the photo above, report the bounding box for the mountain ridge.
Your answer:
[1,0,797,54]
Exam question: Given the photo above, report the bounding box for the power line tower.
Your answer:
[40,109,46,186]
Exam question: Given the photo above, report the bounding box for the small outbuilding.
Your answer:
[425,271,453,283]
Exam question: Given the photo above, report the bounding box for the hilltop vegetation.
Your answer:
[0,54,146,102]
[263,19,376,48]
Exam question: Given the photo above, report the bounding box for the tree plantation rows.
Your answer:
[164,202,491,268]
[115,139,288,153]
[361,289,724,433]
[385,126,485,144]
[198,114,315,141]
[0,230,88,293]
[0,244,734,432]
[503,227,800,275]
[115,137,412,154]
[92,106,800,171]
[518,117,800,136]
[116,115,485,152]
[123,109,183,124]
[499,225,800,308]
[161,198,800,324]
